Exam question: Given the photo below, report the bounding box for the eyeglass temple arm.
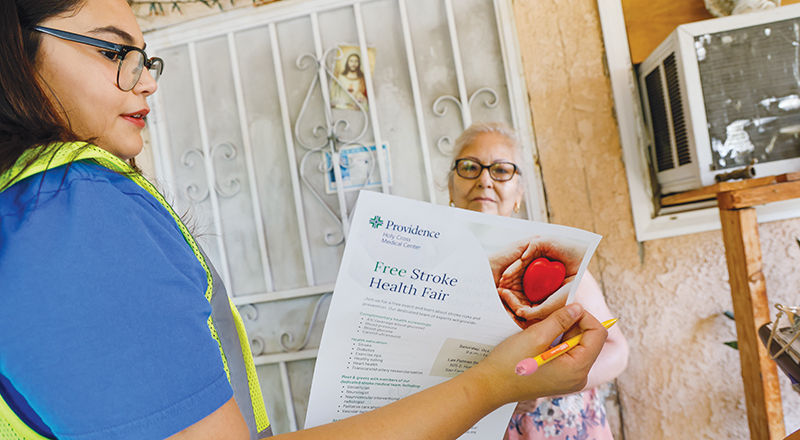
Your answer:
[34,26,124,53]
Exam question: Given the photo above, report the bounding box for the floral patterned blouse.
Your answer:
[504,387,612,440]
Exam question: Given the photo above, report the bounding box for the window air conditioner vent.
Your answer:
[645,67,674,172]
[663,53,691,166]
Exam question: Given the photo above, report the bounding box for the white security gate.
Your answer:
[144,0,541,433]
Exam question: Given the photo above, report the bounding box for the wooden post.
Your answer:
[718,206,785,440]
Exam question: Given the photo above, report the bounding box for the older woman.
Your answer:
[448,122,629,440]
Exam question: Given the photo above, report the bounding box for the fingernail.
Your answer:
[567,303,583,318]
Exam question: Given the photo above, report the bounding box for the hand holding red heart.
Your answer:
[488,236,587,329]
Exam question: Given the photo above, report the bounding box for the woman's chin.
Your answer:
[95,139,144,161]
[467,201,498,215]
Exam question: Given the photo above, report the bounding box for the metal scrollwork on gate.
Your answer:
[180,142,243,202]
[434,87,500,155]
[293,47,376,246]
[279,293,331,352]
[239,294,332,357]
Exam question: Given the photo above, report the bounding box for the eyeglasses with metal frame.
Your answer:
[33,26,164,92]
[452,158,519,182]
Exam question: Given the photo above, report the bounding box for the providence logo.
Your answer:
[369,215,384,229]
[369,214,441,239]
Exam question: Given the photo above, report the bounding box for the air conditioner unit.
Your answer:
[639,4,800,195]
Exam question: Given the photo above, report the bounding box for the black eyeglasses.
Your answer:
[453,158,519,182]
[33,26,164,92]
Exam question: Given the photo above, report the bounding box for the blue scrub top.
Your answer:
[0,162,233,440]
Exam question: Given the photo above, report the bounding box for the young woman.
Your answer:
[448,122,630,440]
[0,1,608,439]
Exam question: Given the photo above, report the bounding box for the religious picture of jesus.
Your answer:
[330,45,376,112]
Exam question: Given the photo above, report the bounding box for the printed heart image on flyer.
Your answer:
[488,235,590,330]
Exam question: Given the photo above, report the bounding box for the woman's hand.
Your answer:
[465,303,608,405]
[487,237,588,329]
[506,282,572,326]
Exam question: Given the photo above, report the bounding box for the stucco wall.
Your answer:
[512,1,800,438]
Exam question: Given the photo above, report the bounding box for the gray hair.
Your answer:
[452,122,521,160]
[447,121,524,190]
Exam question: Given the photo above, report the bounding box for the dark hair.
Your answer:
[0,0,85,184]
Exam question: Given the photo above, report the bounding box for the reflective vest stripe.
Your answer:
[0,395,47,440]
[0,142,271,439]
[202,248,272,438]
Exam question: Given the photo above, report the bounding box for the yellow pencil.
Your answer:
[515,318,618,376]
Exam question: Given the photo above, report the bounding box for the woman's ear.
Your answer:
[447,172,455,199]
[514,196,523,214]
[448,185,455,207]
[514,181,524,211]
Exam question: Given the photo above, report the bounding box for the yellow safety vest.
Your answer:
[0,142,271,439]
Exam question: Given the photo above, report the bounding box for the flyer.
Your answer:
[304,191,601,438]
